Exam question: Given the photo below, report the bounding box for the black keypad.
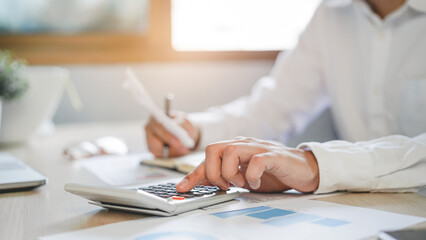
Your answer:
[138,183,221,199]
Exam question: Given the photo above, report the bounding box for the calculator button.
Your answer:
[172,196,185,200]
[181,194,194,198]
[139,183,225,199]
[199,190,213,194]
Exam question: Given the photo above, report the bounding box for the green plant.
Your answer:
[0,50,29,101]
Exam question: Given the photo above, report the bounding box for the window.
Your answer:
[0,0,320,64]
[0,0,150,34]
[172,0,321,51]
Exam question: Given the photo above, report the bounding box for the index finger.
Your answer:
[145,127,165,157]
[176,161,206,192]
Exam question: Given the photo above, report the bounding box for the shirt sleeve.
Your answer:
[298,133,426,194]
[189,4,329,149]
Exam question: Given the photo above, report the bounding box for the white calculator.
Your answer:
[65,182,240,216]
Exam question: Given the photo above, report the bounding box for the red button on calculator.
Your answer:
[172,196,185,200]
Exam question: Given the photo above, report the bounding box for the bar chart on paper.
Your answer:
[210,205,350,228]
[134,204,349,240]
[39,199,426,240]
[131,199,425,240]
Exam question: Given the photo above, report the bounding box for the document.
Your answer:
[81,154,183,186]
[140,151,204,173]
[39,198,425,240]
[123,68,195,149]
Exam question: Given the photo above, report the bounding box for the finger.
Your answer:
[168,145,190,157]
[198,179,212,186]
[176,162,207,192]
[221,143,259,188]
[169,111,185,124]
[146,124,186,158]
[145,127,164,157]
[151,121,181,148]
[204,143,231,190]
[245,152,281,189]
[233,136,256,143]
[150,119,187,156]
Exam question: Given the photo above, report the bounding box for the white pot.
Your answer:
[0,98,2,135]
[0,67,68,143]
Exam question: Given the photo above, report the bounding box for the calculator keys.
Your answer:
[138,184,221,199]
[192,192,204,197]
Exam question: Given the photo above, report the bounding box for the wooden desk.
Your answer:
[0,121,425,239]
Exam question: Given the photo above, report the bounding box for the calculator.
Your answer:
[65,182,240,216]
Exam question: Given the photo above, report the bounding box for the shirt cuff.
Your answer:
[297,141,377,194]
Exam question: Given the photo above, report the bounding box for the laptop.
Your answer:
[0,152,47,192]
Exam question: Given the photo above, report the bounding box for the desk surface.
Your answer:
[0,121,425,240]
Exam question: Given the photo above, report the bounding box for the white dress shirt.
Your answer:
[188,0,426,194]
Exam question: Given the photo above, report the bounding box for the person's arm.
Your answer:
[145,3,330,157]
[188,4,328,150]
[176,133,426,194]
[300,133,426,194]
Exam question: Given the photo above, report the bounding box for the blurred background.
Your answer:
[0,0,336,147]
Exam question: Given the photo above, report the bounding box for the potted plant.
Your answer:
[0,50,29,131]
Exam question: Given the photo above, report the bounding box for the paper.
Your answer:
[123,68,195,148]
[80,154,183,186]
[40,197,425,240]
[140,151,205,173]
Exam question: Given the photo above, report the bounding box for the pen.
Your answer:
[163,93,174,158]
[124,68,195,149]
[165,93,174,118]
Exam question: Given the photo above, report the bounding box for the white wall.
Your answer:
[52,60,337,146]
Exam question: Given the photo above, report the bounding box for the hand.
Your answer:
[176,137,319,193]
[145,111,200,158]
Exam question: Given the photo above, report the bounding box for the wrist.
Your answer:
[304,150,320,192]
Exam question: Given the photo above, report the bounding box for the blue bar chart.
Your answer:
[210,206,350,228]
